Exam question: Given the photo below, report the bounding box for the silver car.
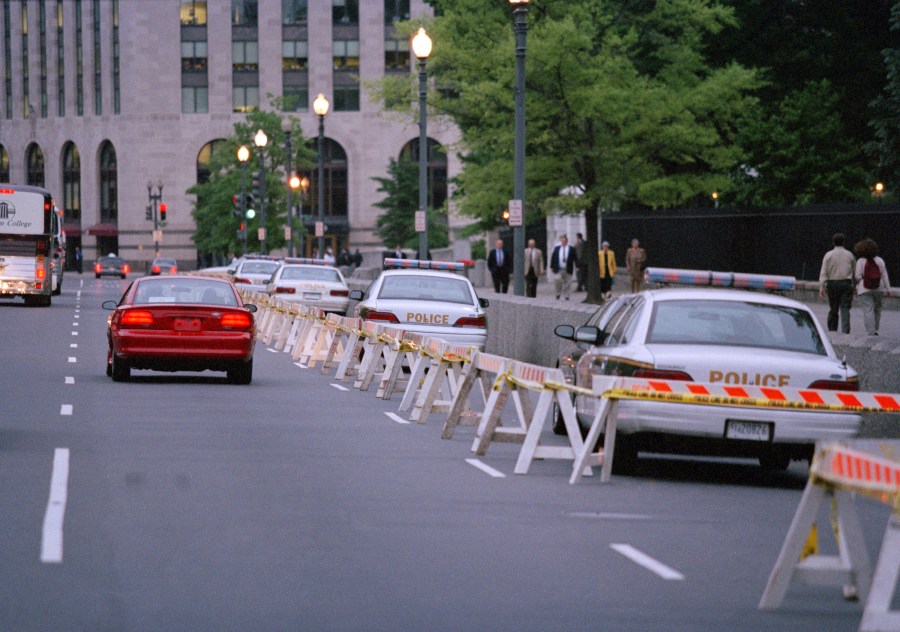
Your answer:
[265,259,350,315]
[349,259,489,349]
[554,287,861,472]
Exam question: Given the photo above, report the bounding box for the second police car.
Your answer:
[229,254,282,293]
[265,257,350,315]
[349,258,489,349]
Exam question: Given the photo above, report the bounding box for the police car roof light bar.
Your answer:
[384,258,466,272]
[646,267,796,292]
[283,257,330,266]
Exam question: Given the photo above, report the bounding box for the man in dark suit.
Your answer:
[384,244,407,262]
[550,234,577,300]
[487,238,512,293]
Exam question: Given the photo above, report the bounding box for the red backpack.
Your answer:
[863,257,882,290]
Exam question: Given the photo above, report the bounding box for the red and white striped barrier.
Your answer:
[441,351,509,441]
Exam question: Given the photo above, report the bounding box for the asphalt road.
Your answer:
[0,276,894,631]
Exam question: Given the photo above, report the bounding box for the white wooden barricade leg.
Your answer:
[334,326,366,382]
[398,340,438,413]
[261,299,286,345]
[569,376,621,484]
[441,352,505,440]
[758,482,871,610]
[320,315,357,375]
[377,332,423,400]
[351,322,385,390]
[303,313,336,368]
[273,304,301,351]
[289,309,317,361]
[254,296,274,340]
[294,309,328,366]
[408,339,448,422]
[471,367,531,456]
[281,305,309,354]
[860,514,900,631]
[408,343,476,422]
[355,325,401,391]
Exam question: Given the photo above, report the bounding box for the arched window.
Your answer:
[62,142,81,222]
[196,139,225,184]
[308,137,348,218]
[99,141,117,222]
[0,145,9,182]
[399,137,447,211]
[26,143,45,187]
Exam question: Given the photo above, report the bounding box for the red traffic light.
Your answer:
[159,203,167,212]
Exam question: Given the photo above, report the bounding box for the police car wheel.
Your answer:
[612,435,639,475]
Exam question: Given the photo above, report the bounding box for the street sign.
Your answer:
[508,199,523,227]
[283,225,291,240]
[152,230,163,242]
[315,221,324,237]
[258,227,267,242]
[415,210,426,232]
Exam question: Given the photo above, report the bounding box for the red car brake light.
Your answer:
[151,265,161,273]
[363,310,400,323]
[453,316,486,328]
[122,264,130,274]
[330,289,349,297]
[221,312,252,329]
[120,310,154,326]
[169,267,177,273]
[233,276,251,285]
[808,379,859,392]
[274,286,296,294]
[94,263,102,273]
[633,368,694,381]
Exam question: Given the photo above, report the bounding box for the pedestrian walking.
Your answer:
[75,246,83,274]
[625,239,646,293]
[598,241,616,299]
[524,239,545,298]
[853,237,892,336]
[818,233,856,333]
[574,233,587,292]
[550,234,577,300]
[487,238,512,293]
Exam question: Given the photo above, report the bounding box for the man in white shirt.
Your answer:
[818,233,856,333]
[550,235,577,300]
[524,239,545,298]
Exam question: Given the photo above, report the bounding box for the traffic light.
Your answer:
[159,203,167,222]
[146,205,152,221]
[232,195,240,209]
[252,174,261,200]
[236,222,246,239]
[244,193,255,209]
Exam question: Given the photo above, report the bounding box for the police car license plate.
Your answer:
[725,420,772,441]
[303,291,321,300]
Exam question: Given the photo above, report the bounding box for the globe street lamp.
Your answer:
[313,93,330,258]
[254,128,269,254]
[510,0,529,296]
[281,119,295,256]
[237,145,250,255]
[412,27,432,261]
[290,174,309,256]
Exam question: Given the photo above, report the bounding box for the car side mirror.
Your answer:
[227,268,236,275]
[348,289,364,301]
[554,324,575,340]
[479,297,490,308]
[575,325,608,345]
[244,304,258,313]
[102,300,118,310]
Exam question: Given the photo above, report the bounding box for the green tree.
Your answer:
[373,156,449,251]
[188,110,315,258]
[424,0,760,301]
[868,3,900,197]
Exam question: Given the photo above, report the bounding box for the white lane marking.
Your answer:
[72,322,79,327]
[330,383,349,392]
[293,362,308,369]
[65,377,74,385]
[465,458,506,478]
[67,357,76,363]
[69,344,77,349]
[74,314,79,319]
[71,331,78,336]
[385,412,410,425]
[266,348,278,353]
[60,405,73,416]
[41,448,70,563]
[610,544,685,580]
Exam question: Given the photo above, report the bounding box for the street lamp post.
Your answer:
[510,0,529,296]
[147,180,163,258]
[254,129,269,255]
[237,145,250,255]
[282,119,295,257]
[313,93,330,259]
[290,175,309,256]
[412,27,432,261]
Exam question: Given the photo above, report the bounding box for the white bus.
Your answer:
[0,184,56,307]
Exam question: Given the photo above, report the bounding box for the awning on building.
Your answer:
[62,222,82,237]
[86,223,118,237]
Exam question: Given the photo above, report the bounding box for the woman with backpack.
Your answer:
[854,238,892,336]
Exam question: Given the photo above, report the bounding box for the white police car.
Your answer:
[554,270,861,472]
[265,258,350,315]
[229,254,281,293]
[349,259,489,349]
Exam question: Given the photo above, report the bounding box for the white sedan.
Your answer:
[555,285,861,472]
[229,256,281,293]
[265,258,350,315]
[349,259,488,349]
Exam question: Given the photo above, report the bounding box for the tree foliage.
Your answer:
[373,157,449,250]
[867,3,900,197]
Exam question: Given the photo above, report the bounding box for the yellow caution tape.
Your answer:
[601,388,867,413]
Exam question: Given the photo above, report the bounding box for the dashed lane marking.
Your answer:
[465,459,506,478]
[330,384,349,392]
[385,412,410,425]
[65,377,74,385]
[293,362,308,369]
[41,448,70,564]
[60,405,73,416]
[610,544,684,580]
[67,357,76,363]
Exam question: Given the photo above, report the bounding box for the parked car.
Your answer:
[265,258,350,315]
[94,254,130,279]
[102,275,257,384]
[229,255,282,293]
[554,285,861,472]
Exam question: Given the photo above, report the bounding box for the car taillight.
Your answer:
[120,310,154,326]
[233,276,251,285]
[151,265,161,273]
[363,310,400,323]
[122,264,130,274]
[274,286,296,294]
[330,289,349,297]
[453,316,486,328]
[633,368,694,381]
[95,263,102,273]
[36,266,45,279]
[169,267,177,273]
[221,313,252,329]
[808,379,859,392]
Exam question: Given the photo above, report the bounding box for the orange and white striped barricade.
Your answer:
[260,297,287,345]
[376,331,426,400]
[398,337,442,414]
[409,342,476,424]
[760,440,900,631]
[292,307,332,367]
[347,321,384,390]
[320,314,360,375]
[441,350,506,440]
[288,306,318,361]
[354,323,404,392]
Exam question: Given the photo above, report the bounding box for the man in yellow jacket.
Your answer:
[598,241,617,299]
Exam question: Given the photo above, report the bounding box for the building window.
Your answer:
[282,0,306,25]
[333,85,359,112]
[182,86,209,113]
[232,86,258,112]
[231,0,257,27]
[182,40,208,71]
[308,138,348,218]
[384,38,408,70]
[75,0,83,115]
[112,0,119,113]
[26,143,45,187]
[62,142,81,222]
[384,0,409,24]
[56,0,64,116]
[400,138,448,211]
[180,0,207,25]
[232,40,258,72]
[282,40,307,70]
[4,1,12,118]
[0,145,9,182]
[196,139,224,185]
[282,85,307,112]
[92,0,101,115]
[332,0,358,25]
[99,141,117,222]
[39,0,48,117]
[332,40,359,69]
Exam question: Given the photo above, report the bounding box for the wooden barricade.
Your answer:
[320,314,360,375]
[351,321,387,390]
[354,324,404,391]
[334,320,370,382]
[409,342,477,424]
[289,307,319,361]
[377,331,426,400]
[441,351,507,440]
[398,337,441,414]
[292,308,332,367]
[279,304,312,354]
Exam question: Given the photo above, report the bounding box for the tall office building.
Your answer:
[0,0,461,268]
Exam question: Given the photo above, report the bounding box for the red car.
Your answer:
[103,276,257,384]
